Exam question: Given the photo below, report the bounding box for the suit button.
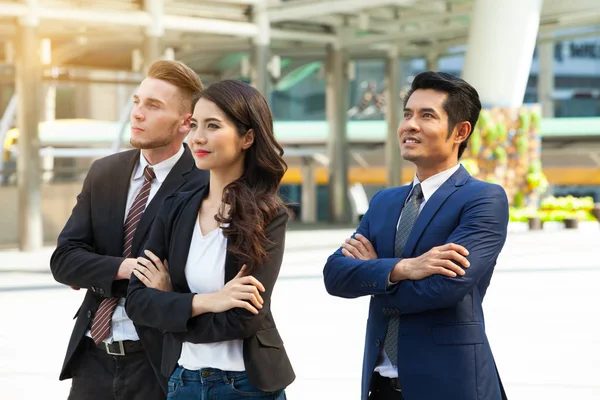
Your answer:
[99,289,105,295]
[375,339,381,347]
[87,310,92,319]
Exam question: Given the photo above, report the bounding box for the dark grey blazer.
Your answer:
[126,186,295,393]
[50,144,209,394]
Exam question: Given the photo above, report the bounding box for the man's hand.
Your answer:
[133,250,173,292]
[115,258,138,280]
[390,243,470,282]
[69,257,137,289]
[341,233,378,260]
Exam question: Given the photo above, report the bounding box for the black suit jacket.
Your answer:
[125,186,296,393]
[50,145,209,394]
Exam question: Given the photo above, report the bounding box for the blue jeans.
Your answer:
[168,366,287,400]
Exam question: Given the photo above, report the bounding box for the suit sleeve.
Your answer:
[50,161,125,297]
[126,195,196,333]
[178,211,289,343]
[323,190,400,299]
[384,184,509,314]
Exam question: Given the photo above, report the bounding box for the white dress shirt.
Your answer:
[375,163,461,378]
[178,222,245,372]
[86,145,185,344]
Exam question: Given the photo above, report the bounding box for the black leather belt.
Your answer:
[371,373,403,395]
[93,339,144,356]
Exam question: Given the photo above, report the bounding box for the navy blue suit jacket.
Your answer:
[323,166,509,400]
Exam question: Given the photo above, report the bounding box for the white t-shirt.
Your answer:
[177,221,245,371]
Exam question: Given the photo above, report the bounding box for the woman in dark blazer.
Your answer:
[126,80,294,399]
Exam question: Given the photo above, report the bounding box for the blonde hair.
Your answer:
[147,60,204,111]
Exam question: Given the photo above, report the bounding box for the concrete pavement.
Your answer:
[0,226,599,399]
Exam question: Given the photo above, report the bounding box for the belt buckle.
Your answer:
[105,341,125,356]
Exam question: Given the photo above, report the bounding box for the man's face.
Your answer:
[397,89,461,168]
[129,78,190,150]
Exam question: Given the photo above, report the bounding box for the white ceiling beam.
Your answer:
[165,3,250,21]
[541,0,600,16]
[366,8,472,33]
[538,28,600,44]
[0,3,26,18]
[271,28,338,44]
[345,24,467,48]
[539,16,600,35]
[412,0,447,14]
[301,6,472,33]
[162,15,257,36]
[216,0,264,4]
[541,7,600,25]
[0,2,259,37]
[40,7,151,27]
[267,0,414,23]
[298,15,345,27]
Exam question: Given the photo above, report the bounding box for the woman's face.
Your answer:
[187,98,254,173]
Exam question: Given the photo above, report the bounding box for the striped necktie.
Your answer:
[90,166,156,344]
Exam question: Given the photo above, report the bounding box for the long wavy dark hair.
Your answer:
[194,80,287,274]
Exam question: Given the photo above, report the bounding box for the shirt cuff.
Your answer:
[385,263,400,289]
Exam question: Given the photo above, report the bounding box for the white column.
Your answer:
[16,0,43,250]
[300,157,317,223]
[252,3,270,96]
[326,44,350,223]
[144,0,164,71]
[42,41,56,122]
[538,42,555,118]
[385,47,402,188]
[44,85,56,122]
[425,52,439,72]
[463,0,544,107]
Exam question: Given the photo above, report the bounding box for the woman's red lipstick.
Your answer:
[194,150,210,157]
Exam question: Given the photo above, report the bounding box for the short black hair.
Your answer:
[403,71,481,159]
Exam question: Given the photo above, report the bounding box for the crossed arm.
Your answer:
[126,205,287,343]
[50,161,137,298]
[324,185,508,313]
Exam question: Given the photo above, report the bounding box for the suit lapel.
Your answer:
[379,186,411,258]
[131,146,196,257]
[161,183,239,289]
[402,165,470,258]
[106,150,139,256]
[224,250,240,284]
[169,186,207,293]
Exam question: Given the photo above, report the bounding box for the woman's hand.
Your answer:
[134,250,173,292]
[191,265,265,316]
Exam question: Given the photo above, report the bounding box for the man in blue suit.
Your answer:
[323,71,509,400]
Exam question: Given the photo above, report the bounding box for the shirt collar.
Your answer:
[411,164,461,203]
[133,145,185,183]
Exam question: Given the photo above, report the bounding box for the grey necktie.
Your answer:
[383,183,424,367]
